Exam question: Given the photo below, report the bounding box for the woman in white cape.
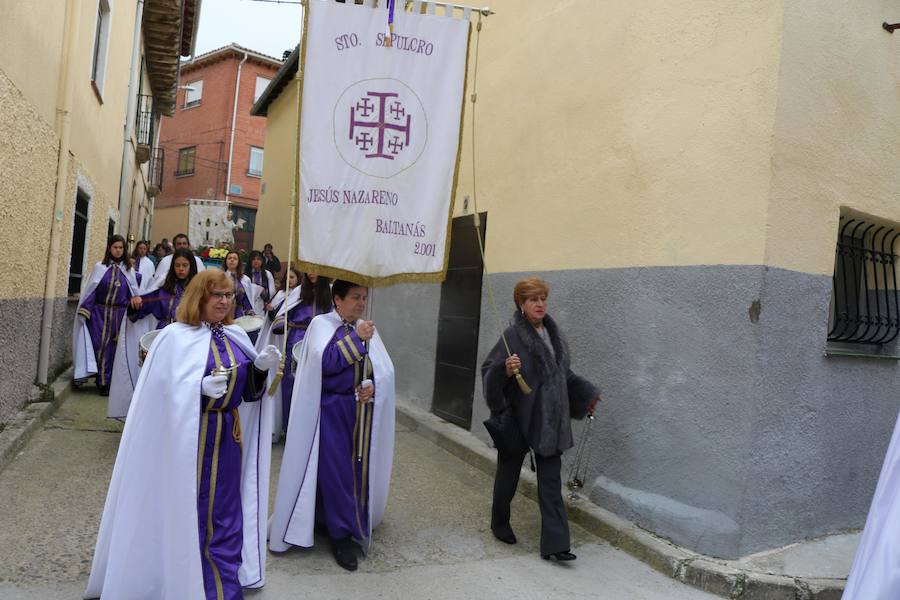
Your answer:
[843,411,900,599]
[268,280,395,572]
[246,250,277,316]
[72,235,142,395]
[107,249,199,419]
[85,270,281,600]
[132,240,156,292]
[255,266,302,441]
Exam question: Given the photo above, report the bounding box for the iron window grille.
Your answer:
[149,148,164,192]
[175,147,196,176]
[828,217,900,345]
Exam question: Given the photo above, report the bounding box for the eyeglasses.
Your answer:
[210,292,235,301]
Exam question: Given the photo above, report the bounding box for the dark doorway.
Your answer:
[68,192,90,295]
[431,212,486,429]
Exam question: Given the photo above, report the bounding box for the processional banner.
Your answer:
[296,0,470,285]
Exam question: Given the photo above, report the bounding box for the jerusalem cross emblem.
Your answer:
[334,78,427,179]
[349,92,412,160]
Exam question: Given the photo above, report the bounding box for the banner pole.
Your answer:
[269,1,309,396]
[466,13,530,394]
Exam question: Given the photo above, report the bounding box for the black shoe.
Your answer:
[331,538,358,572]
[99,384,110,397]
[542,551,576,561]
[492,527,517,545]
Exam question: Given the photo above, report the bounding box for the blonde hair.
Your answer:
[176,269,236,326]
[513,277,550,309]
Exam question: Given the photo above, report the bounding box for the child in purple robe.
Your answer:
[271,272,332,432]
[222,250,255,318]
[246,250,275,314]
[128,248,198,328]
[76,235,141,395]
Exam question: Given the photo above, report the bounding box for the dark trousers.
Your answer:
[491,450,570,556]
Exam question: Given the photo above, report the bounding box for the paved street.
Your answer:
[0,389,717,600]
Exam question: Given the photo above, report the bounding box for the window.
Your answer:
[254,76,271,103]
[176,147,196,176]
[184,80,203,108]
[827,216,900,346]
[90,0,112,96]
[248,146,264,177]
[68,192,90,295]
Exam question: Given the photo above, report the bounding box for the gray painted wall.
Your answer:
[0,297,74,422]
[373,282,441,413]
[385,265,899,558]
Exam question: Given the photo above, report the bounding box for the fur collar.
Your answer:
[512,311,570,377]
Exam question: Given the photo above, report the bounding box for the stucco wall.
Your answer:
[254,78,299,258]
[452,0,784,273]
[764,0,900,276]
[372,282,441,412]
[151,204,190,245]
[0,68,113,422]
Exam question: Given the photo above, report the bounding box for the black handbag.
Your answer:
[483,408,529,455]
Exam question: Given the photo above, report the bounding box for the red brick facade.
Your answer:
[155,45,281,249]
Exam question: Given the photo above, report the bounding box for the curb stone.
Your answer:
[395,401,846,600]
[0,367,73,475]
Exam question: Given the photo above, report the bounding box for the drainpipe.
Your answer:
[117,0,146,246]
[224,51,248,209]
[38,0,83,385]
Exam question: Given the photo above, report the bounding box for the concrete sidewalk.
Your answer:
[395,402,853,600]
[0,386,718,599]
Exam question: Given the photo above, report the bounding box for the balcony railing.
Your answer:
[135,94,155,163]
[148,148,164,196]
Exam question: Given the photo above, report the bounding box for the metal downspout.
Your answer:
[117,0,146,244]
[225,51,249,208]
[38,0,84,385]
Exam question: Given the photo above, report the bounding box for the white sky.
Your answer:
[194,0,304,60]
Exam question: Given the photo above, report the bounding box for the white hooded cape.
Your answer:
[85,322,274,599]
[268,311,395,553]
[255,287,301,439]
[151,253,205,289]
[137,256,156,292]
[72,262,141,381]
[247,270,276,316]
[843,409,900,599]
[108,276,165,419]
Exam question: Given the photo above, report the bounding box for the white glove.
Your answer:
[201,374,228,398]
[254,344,282,371]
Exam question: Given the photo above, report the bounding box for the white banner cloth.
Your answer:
[298,0,469,284]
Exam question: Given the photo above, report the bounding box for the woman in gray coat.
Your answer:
[481,277,600,561]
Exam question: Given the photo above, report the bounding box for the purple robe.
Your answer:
[77,265,140,386]
[197,332,266,600]
[272,302,331,431]
[249,269,270,303]
[230,276,254,318]
[315,323,374,542]
[128,282,186,328]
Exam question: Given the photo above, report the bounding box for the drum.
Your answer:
[291,340,305,375]
[138,329,161,367]
[234,315,264,333]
